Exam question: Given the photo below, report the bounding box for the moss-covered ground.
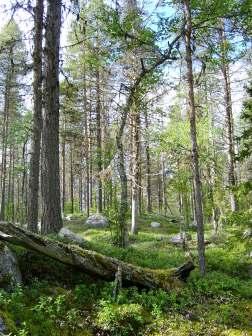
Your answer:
[0,213,251,336]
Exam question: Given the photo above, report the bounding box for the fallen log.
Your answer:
[0,222,195,291]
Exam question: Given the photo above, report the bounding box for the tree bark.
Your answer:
[27,0,44,232]
[138,161,142,215]
[11,147,15,223]
[17,172,20,220]
[183,0,206,275]
[7,147,13,214]
[0,63,12,221]
[144,112,152,213]
[161,155,168,216]
[219,23,238,212]
[82,69,90,217]
[70,143,74,214]
[96,68,103,213]
[62,140,66,214]
[41,0,62,233]
[158,168,163,214]
[21,141,27,225]
[79,172,83,212]
[0,222,195,290]
[89,95,93,210]
[131,107,140,234]
[116,113,129,247]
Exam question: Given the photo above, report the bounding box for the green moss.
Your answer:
[150,269,182,290]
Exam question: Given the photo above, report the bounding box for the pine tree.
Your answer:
[41,0,62,233]
[0,21,27,221]
[27,0,44,232]
[183,0,206,275]
[239,81,252,160]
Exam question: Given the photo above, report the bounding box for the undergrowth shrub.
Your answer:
[95,300,146,336]
[188,271,252,300]
[223,210,252,228]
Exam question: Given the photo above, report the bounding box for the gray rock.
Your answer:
[150,222,161,228]
[86,214,108,228]
[0,317,6,334]
[170,232,192,244]
[0,243,22,291]
[58,227,85,245]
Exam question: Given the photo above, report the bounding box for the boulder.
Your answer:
[0,242,22,291]
[85,214,108,228]
[58,227,85,245]
[151,222,161,228]
[170,232,192,245]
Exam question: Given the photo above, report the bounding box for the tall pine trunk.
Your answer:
[79,172,83,212]
[27,0,44,232]
[70,144,74,214]
[219,23,238,212]
[131,108,140,234]
[0,64,12,221]
[11,147,15,223]
[144,112,152,213]
[21,141,27,225]
[96,69,103,213]
[41,0,62,233]
[183,0,206,275]
[116,106,129,247]
[158,167,163,214]
[161,155,168,216]
[89,97,93,210]
[82,68,90,217]
[62,139,66,214]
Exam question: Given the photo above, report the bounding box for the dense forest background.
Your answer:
[0,0,251,335]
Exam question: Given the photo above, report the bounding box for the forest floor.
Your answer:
[1,214,251,336]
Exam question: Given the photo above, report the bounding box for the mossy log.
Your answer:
[0,222,195,291]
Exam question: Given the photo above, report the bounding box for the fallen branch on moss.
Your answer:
[0,222,195,291]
